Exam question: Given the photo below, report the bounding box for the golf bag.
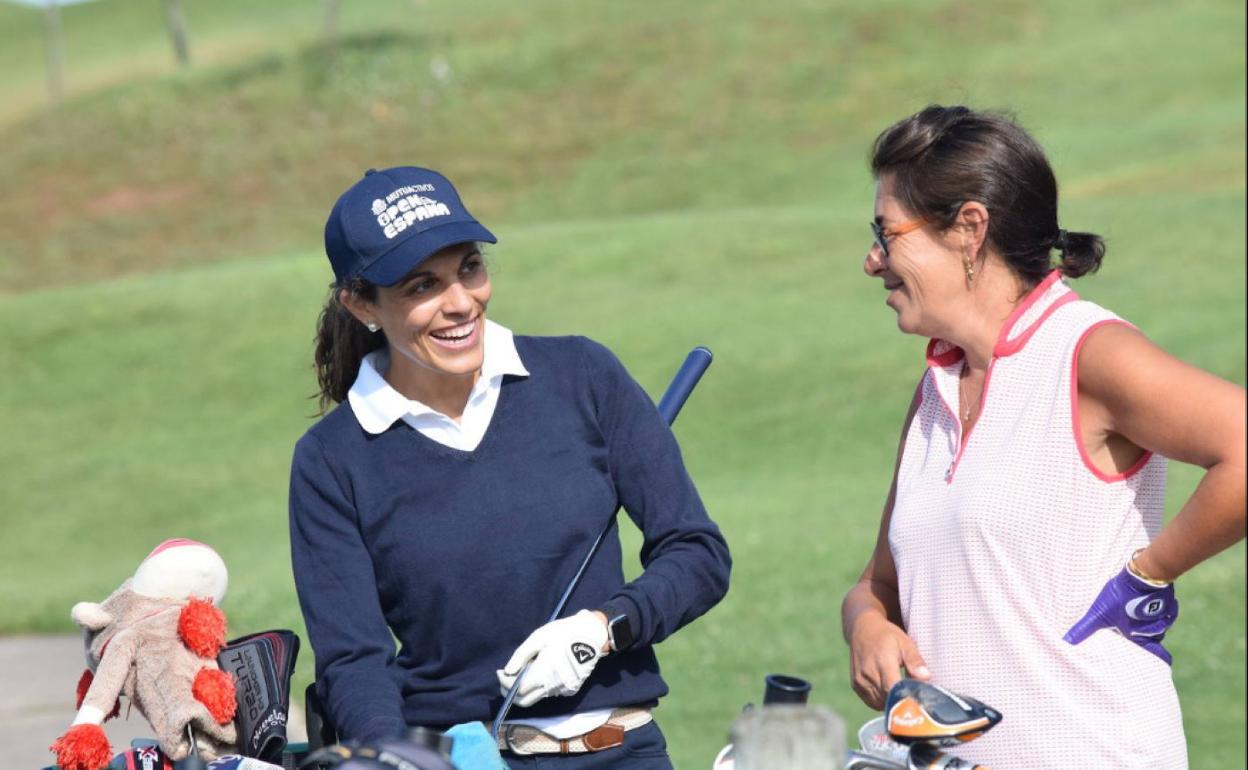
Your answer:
[297,729,456,770]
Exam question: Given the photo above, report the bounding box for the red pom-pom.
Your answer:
[192,667,237,724]
[178,598,227,658]
[51,723,112,770]
[75,669,121,721]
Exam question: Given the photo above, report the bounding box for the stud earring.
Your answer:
[366,322,380,333]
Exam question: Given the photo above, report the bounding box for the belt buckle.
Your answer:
[502,723,533,756]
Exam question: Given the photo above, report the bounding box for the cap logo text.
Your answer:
[373,185,451,239]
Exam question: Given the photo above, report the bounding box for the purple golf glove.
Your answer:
[1063,565,1178,664]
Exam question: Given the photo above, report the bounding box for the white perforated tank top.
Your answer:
[889,271,1187,769]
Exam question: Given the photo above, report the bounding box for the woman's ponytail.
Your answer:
[1053,229,1106,279]
[313,279,384,414]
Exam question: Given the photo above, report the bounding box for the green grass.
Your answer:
[3,0,1243,291]
[0,0,1244,767]
[2,197,1243,767]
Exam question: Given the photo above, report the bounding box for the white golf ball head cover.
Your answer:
[497,609,608,708]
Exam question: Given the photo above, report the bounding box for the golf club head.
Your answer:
[857,716,911,765]
[885,680,1001,748]
[907,743,988,769]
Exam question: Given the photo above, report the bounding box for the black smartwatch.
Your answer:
[598,601,635,653]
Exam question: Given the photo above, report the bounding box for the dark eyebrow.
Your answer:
[398,268,434,285]
[397,247,482,285]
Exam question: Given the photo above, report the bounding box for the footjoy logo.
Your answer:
[1126,595,1167,620]
[371,185,451,239]
[571,642,597,664]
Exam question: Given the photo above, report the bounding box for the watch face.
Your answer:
[609,614,634,651]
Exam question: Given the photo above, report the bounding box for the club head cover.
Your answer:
[217,630,300,763]
[885,679,1001,747]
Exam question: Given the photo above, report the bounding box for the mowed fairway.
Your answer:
[0,0,1243,767]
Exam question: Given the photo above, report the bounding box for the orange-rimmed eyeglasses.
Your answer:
[870,217,928,258]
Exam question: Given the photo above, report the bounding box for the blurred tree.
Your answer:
[163,0,191,68]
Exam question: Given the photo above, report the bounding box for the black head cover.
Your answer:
[217,629,300,763]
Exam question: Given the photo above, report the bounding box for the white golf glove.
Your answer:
[496,609,609,708]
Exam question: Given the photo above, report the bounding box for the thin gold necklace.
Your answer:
[959,368,983,423]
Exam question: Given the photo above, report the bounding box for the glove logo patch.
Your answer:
[1126,595,1167,620]
[571,642,597,664]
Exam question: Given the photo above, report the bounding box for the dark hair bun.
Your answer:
[1056,230,1106,278]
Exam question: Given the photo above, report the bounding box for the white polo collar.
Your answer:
[348,319,529,435]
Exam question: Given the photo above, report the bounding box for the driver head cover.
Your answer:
[885,679,1001,747]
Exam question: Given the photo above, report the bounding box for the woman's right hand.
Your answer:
[848,611,932,710]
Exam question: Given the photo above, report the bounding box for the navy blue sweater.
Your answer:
[289,335,731,741]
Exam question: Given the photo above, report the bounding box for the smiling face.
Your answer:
[343,242,491,398]
[864,175,967,337]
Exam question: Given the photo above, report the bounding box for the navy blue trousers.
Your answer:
[501,721,673,769]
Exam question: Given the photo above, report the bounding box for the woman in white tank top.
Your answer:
[839,105,1245,769]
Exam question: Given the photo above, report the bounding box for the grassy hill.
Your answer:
[1,0,1244,767]
[3,0,1242,291]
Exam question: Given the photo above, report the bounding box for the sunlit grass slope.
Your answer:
[2,195,1243,766]
[1,0,1244,767]
[1,0,1242,291]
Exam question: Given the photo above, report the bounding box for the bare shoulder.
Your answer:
[1077,321,1223,405]
[1075,322,1162,396]
[1077,321,1245,467]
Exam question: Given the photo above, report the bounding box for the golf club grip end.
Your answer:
[657,346,713,425]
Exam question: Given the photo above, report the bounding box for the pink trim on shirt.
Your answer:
[1070,319,1153,482]
[938,273,1077,483]
[994,270,1080,357]
[926,338,964,368]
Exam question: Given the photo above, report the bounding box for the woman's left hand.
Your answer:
[496,610,609,707]
[1063,562,1178,664]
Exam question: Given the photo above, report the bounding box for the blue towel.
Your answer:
[445,722,508,770]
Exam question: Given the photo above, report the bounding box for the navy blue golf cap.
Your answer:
[324,166,496,286]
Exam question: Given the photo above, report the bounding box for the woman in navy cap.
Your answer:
[289,166,731,768]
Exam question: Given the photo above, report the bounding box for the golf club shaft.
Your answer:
[909,743,988,769]
[491,346,713,738]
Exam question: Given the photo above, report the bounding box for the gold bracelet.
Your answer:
[1127,549,1170,586]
